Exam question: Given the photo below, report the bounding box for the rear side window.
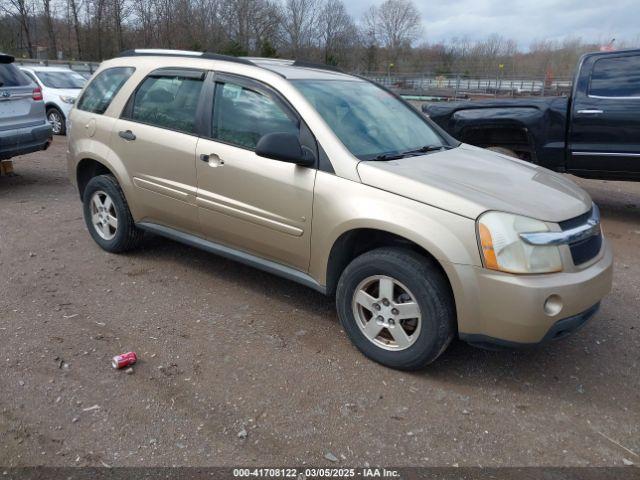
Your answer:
[77,67,134,114]
[0,64,30,87]
[125,72,204,134]
[212,79,299,150]
[589,55,640,98]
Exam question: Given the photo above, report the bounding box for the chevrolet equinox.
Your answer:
[67,50,613,370]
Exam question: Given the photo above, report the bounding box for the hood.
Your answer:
[357,144,592,222]
[49,88,81,97]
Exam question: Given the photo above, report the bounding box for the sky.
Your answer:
[346,0,639,49]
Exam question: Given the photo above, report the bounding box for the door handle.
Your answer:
[200,153,224,167]
[118,130,136,141]
[577,109,604,115]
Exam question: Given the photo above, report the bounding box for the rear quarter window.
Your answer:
[0,63,30,87]
[77,67,135,114]
[589,55,640,98]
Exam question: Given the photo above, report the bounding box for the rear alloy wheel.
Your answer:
[337,247,456,370]
[82,174,143,253]
[47,108,66,135]
[90,190,118,241]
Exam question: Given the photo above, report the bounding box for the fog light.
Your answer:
[544,295,563,316]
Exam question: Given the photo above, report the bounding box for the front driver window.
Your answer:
[212,80,299,150]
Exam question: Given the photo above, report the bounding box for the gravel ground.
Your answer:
[0,138,638,467]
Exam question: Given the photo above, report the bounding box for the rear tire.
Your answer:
[82,174,143,253]
[336,247,456,370]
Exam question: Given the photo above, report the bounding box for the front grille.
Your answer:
[568,234,603,265]
[560,207,603,266]
[559,208,593,230]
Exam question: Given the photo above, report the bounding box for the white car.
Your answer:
[19,66,87,135]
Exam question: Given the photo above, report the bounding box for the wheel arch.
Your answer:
[45,103,64,116]
[323,227,457,303]
[76,158,115,199]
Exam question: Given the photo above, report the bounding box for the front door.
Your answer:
[569,52,640,176]
[195,74,316,271]
[111,68,206,234]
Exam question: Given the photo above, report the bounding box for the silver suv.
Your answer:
[0,53,52,165]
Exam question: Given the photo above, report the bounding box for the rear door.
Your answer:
[110,68,206,235]
[569,52,640,177]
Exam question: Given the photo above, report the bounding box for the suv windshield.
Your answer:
[35,70,86,89]
[292,79,448,160]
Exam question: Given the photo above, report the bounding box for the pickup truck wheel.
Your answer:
[47,108,66,135]
[82,174,143,253]
[486,146,518,158]
[336,247,456,370]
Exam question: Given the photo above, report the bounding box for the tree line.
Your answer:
[1,0,638,77]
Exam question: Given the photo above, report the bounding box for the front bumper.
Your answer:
[0,122,53,160]
[460,302,600,349]
[451,239,613,345]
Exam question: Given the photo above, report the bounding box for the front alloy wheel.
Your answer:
[353,275,422,351]
[336,247,456,370]
[47,109,65,135]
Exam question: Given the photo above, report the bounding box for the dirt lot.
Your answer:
[0,138,638,467]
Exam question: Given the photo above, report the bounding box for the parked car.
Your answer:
[67,50,612,370]
[19,66,86,135]
[423,49,640,181]
[0,53,52,163]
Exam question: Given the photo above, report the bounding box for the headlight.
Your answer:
[59,95,76,104]
[477,211,562,274]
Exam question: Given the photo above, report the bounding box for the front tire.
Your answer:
[47,107,66,135]
[82,174,143,253]
[336,247,456,370]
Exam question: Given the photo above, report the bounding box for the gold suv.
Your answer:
[67,50,613,369]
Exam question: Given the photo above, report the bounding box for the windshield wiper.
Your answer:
[369,145,453,162]
[399,145,454,156]
[373,152,406,161]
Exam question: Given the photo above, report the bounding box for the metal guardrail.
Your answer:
[360,73,573,98]
[13,58,571,98]
[13,58,101,75]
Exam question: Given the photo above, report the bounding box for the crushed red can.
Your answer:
[112,352,137,369]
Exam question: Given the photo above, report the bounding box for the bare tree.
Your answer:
[68,0,83,58]
[318,0,355,64]
[364,0,421,64]
[280,0,318,57]
[41,0,59,58]
[111,0,130,53]
[1,0,35,57]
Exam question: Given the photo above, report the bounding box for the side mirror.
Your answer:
[255,132,314,167]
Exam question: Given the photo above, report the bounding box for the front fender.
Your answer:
[308,172,481,287]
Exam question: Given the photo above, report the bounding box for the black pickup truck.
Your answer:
[423,49,640,181]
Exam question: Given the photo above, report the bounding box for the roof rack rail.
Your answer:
[117,49,255,66]
[292,60,344,73]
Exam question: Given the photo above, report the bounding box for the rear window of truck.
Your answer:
[589,55,640,98]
